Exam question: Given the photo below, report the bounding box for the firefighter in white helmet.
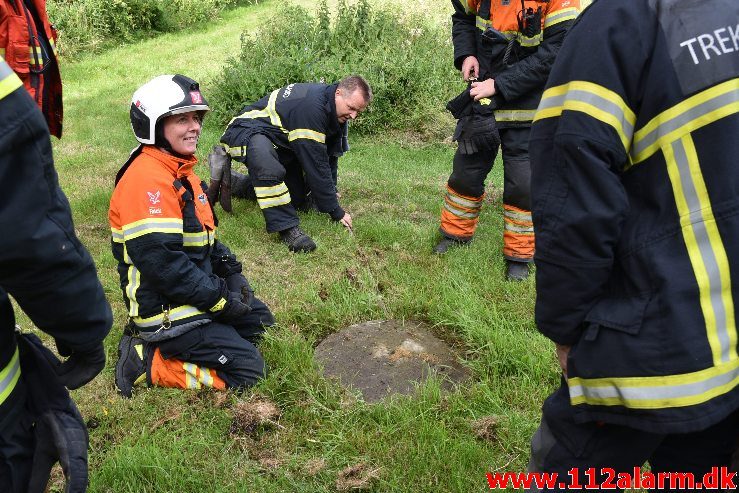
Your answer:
[110,75,274,397]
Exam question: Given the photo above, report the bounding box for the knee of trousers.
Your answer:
[448,150,494,198]
[246,135,286,182]
[225,349,266,389]
[503,158,532,210]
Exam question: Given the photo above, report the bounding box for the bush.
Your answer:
[207,0,458,138]
[47,0,256,57]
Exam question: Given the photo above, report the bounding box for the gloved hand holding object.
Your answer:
[446,86,501,155]
[213,279,251,323]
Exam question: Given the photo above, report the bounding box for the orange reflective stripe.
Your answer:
[503,204,535,260]
[149,348,226,390]
[439,185,484,239]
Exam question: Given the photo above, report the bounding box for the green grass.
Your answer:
[20,1,562,491]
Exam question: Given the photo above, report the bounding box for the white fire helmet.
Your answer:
[129,74,210,145]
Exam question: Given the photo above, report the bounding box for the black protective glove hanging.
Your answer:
[18,333,89,493]
[447,86,501,155]
[225,273,255,308]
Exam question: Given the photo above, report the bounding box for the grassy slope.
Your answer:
[34,1,560,491]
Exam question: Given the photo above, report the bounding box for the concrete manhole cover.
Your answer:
[314,319,470,403]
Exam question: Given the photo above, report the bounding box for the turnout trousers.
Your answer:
[147,297,273,390]
[526,382,739,492]
[240,134,311,233]
[440,126,534,262]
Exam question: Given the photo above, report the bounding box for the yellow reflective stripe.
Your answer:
[133,305,206,328]
[504,208,532,223]
[0,60,23,101]
[630,79,739,165]
[535,81,636,152]
[121,218,183,240]
[223,143,246,158]
[257,193,292,209]
[495,109,538,121]
[518,33,542,47]
[49,37,58,57]
[199,367,214,387]
[209,297,227,313]
[288,128,326,143]
[182,231,212,247]
[254,183,289,197]
[569,357,739,409]
[0,49,5,57]
[664,135,736,365]
[266,89,284,128]
[443,202,479,219]
[0,347,21,406]
[446,191,482,210]
[544,7,579,28]
[126,265,141,317]
[111,228,124,243]
[475,16,492,31]
[183,363,201,389]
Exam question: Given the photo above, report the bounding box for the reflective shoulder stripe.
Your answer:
[569,357,739,409]
[0,347,21,405]
[121,217,184,240]
[288,128,326,143]
[535,80,636,152]
[0,59,23,101]
[266,89,284,129]
[630,78,739,165]
[544,7,579,28]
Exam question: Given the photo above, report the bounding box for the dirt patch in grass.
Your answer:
[229,396,281,437]
[471,415,501,443]
[314,319,470,403]
[336,462,381,491]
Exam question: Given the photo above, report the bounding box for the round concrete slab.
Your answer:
[314,319,470,403]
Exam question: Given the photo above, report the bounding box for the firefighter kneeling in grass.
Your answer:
[111,75,274,397]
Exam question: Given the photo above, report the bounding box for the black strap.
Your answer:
[478,0,492,21]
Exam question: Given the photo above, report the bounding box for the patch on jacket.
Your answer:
[147,191,161,204]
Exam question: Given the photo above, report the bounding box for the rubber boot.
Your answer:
[433,236,470,254]
[207,145,228,206]
[505,260,530,281]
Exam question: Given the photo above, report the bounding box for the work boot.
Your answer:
[279,226,317,253]
[433,236,469,254]
[207,145,229,207]
[505,260,530,281]
[115,333,147,398]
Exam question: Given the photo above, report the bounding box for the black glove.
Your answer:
[17,333,90,493]
[53,341,106,390]
[226,273,255,307]
[213,279,251,323]
[453,113,501,155]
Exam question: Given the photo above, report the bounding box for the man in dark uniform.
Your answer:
[0,56,112,492]
[213,75,371,253]
[528,0,739,485]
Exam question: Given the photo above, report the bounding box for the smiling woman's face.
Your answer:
[162,111,202,155]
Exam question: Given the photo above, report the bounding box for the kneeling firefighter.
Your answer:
[110,75,274,397]
[434,0,580,281]
[0,56,113,492]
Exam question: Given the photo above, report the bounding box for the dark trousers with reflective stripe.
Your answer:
[152,297,273,389]
[527,382,739,492]
[444,127,533,258]
[243,134,310,233]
